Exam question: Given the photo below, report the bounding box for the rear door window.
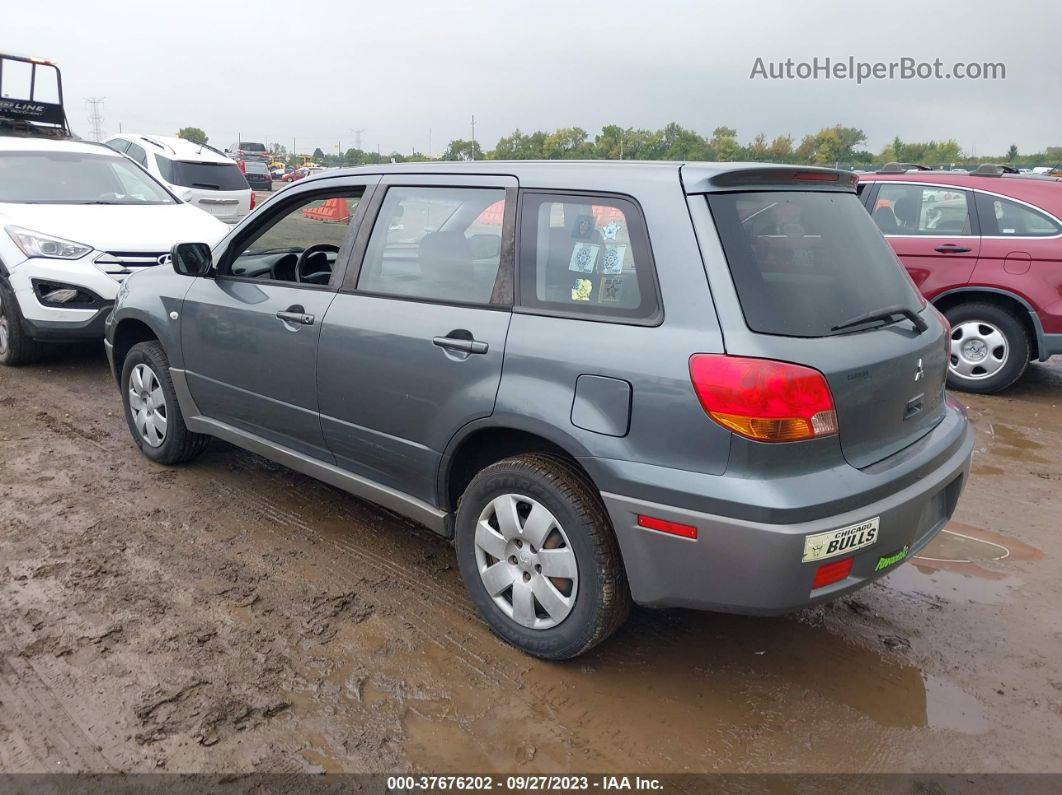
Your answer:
[975,193,1061,236]
[872,183,974,235]
[125,142,148,167]
[707,191,923,338]
[517,193,660,323]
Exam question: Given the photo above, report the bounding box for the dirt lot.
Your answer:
[0,344,1060,775]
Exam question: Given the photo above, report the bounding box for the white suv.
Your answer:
[0,136,229,365]
[104,134,252,224]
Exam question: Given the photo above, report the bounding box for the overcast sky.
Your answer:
[7,0,1061,158]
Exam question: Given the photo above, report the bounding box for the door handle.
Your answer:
[433,335,488,355]
[276,307,314,325]
[934,244,972,253]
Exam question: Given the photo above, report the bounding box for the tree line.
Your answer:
[178,124,1060,170]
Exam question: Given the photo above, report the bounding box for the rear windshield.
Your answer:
[241,142,266,152]
[707,191,923,337]
[244,162,269,174]
[156,156,249,191]
[0,151,175,204]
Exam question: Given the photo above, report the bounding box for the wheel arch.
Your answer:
[111,315,163,384]
[932,287,1045,361]
[438,417,598,514]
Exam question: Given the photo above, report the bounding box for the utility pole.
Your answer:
[470,114,476,161]
[428,128,432,159]
[84,97,105,141]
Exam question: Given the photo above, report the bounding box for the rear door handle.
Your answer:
[276,307,314,325]
[433,335,488,355]
[934,244,972,253]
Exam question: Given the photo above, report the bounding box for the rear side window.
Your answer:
[357,186,506,305]
[975,193,1060,237]
[125,142,148,166]
[707,191,923,338]
[872,183,973,235]
[517,193,659,322]
[155,156,249,191]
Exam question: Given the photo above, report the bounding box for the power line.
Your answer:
[84,97,105,141]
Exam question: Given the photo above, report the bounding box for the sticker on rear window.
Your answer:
[802,517,879,563]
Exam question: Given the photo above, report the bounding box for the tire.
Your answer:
[454,453,630,660]
[120,340,208,465]
[944,302,1030,394]
[0,285,44,367]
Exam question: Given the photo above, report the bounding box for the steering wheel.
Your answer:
[295,243,340,284]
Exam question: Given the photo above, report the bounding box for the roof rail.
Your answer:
[877,162,931,174]
[969,163,1020,176]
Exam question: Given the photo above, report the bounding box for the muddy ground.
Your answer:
[0,343,1060,775]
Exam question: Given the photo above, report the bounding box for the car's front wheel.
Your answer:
[455,453,630,659]
[0,286,43,367]
[121,341,208,464]
[945,302,1030,394]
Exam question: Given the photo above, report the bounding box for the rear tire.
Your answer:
[455,453,630,660]
[0,285,44,367]
[944,302,1029,394]
[121,341,208,464]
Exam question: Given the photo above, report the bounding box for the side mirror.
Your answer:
[171,242,213,276]
[468,233,501,260]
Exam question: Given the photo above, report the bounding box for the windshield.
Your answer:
[0,151,176,204]
[707,190,923,338]
[155,156,249,191]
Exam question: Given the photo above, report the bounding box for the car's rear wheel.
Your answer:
[0,286,43,367]
[121,341,208,464]
[455,453,630,659]
[944,302,1030,394]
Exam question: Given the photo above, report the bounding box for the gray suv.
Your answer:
[105,162,973,659]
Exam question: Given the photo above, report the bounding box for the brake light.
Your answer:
[793,171,838,181]
[812,557,853,589]
[689,355,838,442]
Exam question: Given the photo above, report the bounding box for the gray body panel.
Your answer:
[106,160,973,614]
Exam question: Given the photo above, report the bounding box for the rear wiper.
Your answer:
[830,305,928,334]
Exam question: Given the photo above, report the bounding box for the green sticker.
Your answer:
[874,545,909,572]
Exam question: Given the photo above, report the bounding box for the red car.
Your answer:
[859,164,1062,392]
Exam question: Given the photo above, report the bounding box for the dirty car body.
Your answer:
[106,161,973,658]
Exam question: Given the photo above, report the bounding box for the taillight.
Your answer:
[931,305,952,361]
[689,355,838,443]
[249,192,256,211]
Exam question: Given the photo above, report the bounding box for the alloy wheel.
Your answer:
[473,494,579,630]
[128,363,168,447]
[950,320,1009,380]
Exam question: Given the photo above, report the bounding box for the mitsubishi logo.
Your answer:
[914,358,924,381]
[157,254,172,266]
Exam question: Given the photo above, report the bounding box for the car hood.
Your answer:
[0,202,229,251]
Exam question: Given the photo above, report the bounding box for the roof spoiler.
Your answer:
[0,52,71,138]
[877,162,931,174]
[969,163,1020,176]
[684,165,858,193]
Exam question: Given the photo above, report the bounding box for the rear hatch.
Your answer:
[155,156,248,219]
[701,172,948,469]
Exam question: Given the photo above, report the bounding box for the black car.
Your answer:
[242,160,272,191]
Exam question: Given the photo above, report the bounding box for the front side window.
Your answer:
[708,190,923,338]
[517,193,659,322]
[357,186,506,305]
[0,151,174,204]
[871,183,973,235]
[225,191,363,285]
[975,193,1060,236]
[155,155,249,191]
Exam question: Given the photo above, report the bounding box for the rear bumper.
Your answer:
[596,405,974,613]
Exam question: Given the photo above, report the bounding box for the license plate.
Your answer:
[802,517,879,563]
